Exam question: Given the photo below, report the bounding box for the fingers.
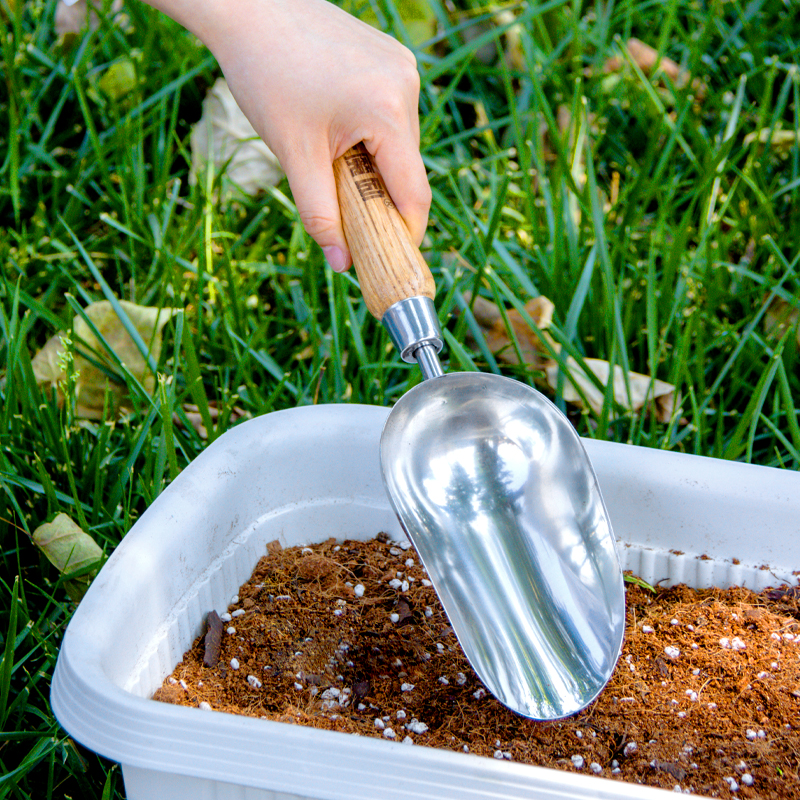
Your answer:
[362,62,430,247]
[281,146,352,273]
[283,134,431,274]
[370,137,432,248]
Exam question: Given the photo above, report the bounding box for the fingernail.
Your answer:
[323,246,347,273]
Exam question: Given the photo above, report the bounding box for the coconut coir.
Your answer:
[156,535,800,798]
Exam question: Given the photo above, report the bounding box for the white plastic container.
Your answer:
[51,404,800,800]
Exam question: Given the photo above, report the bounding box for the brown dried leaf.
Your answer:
[467,294,559,370]
[296,555,341,583]
[466,295,676,422]
[604,38,681,82]
[152,684,185,704]
[396,597,414,626]
[766,587,800,603]
[173,403,247,440]
[203,610,223,668]
[352,680,371,706]
[763,295,800,346]
[653,760,687,781]
[603,38,703,97]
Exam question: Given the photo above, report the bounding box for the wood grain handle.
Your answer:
[333,143,434,320]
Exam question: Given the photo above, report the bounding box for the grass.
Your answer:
[1,0,799,795]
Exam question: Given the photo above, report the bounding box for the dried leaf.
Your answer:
[766,587,800,603]
[190,78,284,200]
[55,0,125,37]
[396,597,414,626]
[743,128,800,152]
[203,610,223,668]
[296,554,341,582]
[466,295,676,421]
[603,39,683,84]
[763,295,800,346]
[31,300,177,419]
[652,760,687,781]
[31,334,69,387]
[546,357,677,423]
[352,680,371,706]
[97,58,137,101]
[32,513,104,601]
[152,685,185,704]
[467,293,558,370]
[173,402,247,440]
[603,38,703,98]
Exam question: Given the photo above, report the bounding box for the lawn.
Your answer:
[1,0,799,796]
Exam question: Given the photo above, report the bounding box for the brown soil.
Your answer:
[156,535,800,798]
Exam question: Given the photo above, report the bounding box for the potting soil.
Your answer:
[156,535,800,798]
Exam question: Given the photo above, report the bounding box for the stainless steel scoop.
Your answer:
[333,144,625,719]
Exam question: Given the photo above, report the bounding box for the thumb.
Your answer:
[282,151,352,273]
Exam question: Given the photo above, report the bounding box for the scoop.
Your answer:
[333,144,625,720]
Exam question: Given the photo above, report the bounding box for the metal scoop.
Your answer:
[333,145,625,720]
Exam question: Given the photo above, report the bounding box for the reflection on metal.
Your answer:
[380,373,625,720]
[382,296,443,364]
[414,344,444,380]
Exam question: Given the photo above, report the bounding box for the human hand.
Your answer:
[145,0,431,272]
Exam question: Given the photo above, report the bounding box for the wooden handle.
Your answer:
[333,143,434,320]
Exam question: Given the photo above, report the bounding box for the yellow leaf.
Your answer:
[743,128,800,152]
[32,513,105,602]
[98,58,137,102]
[31,300,178,419]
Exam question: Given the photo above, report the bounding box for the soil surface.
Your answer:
[156,535,800,798]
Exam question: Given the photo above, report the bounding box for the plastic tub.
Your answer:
[51,404,800,800]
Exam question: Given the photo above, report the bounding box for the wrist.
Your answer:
[143,0,267,54]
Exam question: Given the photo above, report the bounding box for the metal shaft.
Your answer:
[414,343,444,381]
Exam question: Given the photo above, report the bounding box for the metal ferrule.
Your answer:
[381,296,444,365]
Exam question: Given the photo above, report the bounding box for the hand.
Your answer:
[145,0,432,272]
